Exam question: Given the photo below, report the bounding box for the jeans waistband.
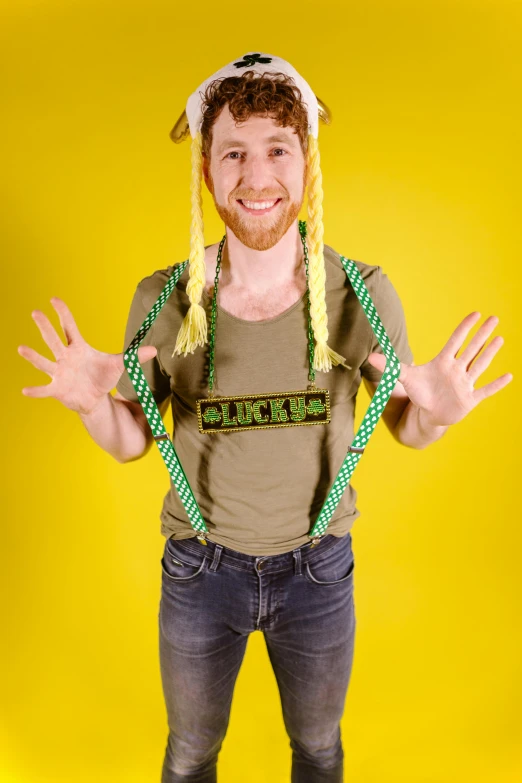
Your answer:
[167,532,351,575]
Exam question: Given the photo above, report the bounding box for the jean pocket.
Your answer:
[304,535,355,585]
[161,537,207,582]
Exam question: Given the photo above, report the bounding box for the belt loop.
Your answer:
[209,544,223,572]
[293,548,302,576]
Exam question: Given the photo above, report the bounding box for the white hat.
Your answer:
[186,52,319,139]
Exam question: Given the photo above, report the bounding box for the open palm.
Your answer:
[18,297,157,416]
[366,312,513,427]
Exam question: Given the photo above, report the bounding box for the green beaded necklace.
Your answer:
[122,219,402,546]
[196,220,332,434]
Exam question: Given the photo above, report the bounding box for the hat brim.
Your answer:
[169,96,332,144]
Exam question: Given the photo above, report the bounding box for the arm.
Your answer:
[359,264,421,445]
[78,391,171,464]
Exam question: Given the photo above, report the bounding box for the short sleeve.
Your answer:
[115,284,172,405]
[360,267,414,380]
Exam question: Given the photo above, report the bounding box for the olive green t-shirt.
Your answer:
[116,242,414,556]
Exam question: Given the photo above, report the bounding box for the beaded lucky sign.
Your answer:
[121,219,402,547]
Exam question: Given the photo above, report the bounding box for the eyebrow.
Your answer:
[216,133,298,154]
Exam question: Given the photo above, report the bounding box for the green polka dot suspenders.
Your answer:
[121,221,401,547]
[310,254,401,539]
[122,260,207,538]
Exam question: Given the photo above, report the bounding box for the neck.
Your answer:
[220,220,305,293]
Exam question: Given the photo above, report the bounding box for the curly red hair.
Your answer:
[200,70,309,158]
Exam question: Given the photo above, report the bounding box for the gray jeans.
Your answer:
[159,531,356,782]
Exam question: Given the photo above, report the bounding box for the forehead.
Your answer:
[211,104,301,151]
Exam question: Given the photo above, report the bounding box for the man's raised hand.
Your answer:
[18,296,157,416]
[366,312,513,427]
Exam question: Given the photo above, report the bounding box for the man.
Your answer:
[19,53,511,783]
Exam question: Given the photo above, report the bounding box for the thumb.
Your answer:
[367,352,411,382]
[366,352,387,374]
[137,345,158,363]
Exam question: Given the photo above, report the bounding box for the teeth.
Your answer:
[241,199,278,210]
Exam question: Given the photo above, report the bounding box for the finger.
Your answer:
[137,345,158,361]
[17,344,56,377]
[467,336,504,383]
[50,297,83,345]
[21,383,54,398]
[458,315,499,367]
[365,352,386,373]
[31,309,67,359]
[118,345,158,368]
[439,312,482,360]
[472,372,513,404]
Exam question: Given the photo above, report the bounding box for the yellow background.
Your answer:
[3,0,521,781]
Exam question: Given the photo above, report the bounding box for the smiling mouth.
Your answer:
[237,198,282,215]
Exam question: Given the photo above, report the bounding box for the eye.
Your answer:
[225,148,288,160]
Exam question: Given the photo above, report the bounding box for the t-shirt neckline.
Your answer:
[201,287,307,325]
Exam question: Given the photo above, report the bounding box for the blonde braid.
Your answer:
[306,133,349,372]
[172,131,208,357]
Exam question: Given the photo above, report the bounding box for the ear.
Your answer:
[202,153,212,193]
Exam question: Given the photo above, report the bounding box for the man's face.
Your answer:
[202,104,307,251]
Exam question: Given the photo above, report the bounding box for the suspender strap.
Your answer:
[307,256,401,543]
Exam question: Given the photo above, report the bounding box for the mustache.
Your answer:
[232,193,286,201]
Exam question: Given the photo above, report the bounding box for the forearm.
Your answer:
[78,393,148,464]
[393,400,449,449]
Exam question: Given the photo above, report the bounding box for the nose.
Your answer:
[239,153,276,194]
